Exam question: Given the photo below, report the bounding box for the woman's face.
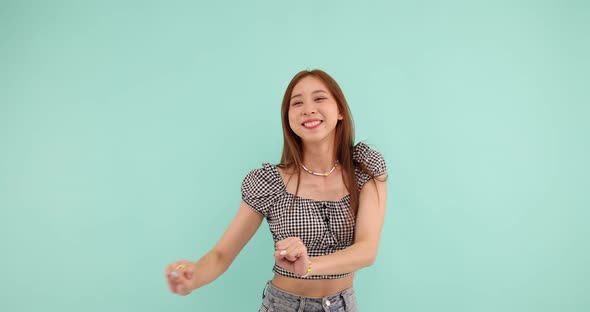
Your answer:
[288,76,343,144]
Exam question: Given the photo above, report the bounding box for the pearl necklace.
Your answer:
[301,161,338,177]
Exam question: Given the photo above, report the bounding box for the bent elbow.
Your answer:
[362,249,378,267]
[354,242,380,268]
[366,245,379,266]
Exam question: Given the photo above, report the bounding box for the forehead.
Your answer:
[291,76,329,95]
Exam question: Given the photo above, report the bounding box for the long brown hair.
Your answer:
[278,69,361,215]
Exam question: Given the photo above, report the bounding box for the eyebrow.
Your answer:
[290,90,328,100]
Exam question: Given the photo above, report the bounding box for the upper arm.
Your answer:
[212,201,264,264]
[353,174,388,254]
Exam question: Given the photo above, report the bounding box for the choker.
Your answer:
[301,161,338,177]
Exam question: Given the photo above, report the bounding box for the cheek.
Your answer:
[287,111,298,129]
[326,105,341,121]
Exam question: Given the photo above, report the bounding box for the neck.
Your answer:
[301,139,338,173]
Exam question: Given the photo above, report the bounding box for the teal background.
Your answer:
[1,0,588,311]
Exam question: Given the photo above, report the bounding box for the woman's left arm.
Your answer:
[310,174,388,275]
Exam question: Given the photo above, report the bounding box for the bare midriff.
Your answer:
[271,274,354,298]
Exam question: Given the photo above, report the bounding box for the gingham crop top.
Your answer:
[241,142,387,279]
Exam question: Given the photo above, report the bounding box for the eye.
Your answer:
[314,97,327,102]
[291,101,303,106]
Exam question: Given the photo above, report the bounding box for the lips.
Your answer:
[302,119,322,129]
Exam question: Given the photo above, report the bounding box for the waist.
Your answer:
[271,273,354,297]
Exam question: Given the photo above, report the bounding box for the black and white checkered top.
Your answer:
[241,142,387,280]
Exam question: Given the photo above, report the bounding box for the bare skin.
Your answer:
[270,165,353,297]
[164,76,387,298]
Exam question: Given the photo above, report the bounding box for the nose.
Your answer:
[302,103,316,116]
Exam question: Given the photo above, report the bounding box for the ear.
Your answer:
[338,113,344,120]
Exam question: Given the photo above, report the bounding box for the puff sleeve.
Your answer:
[353,142,387,189]
[241,163,282,217]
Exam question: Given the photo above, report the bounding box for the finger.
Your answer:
[168,271,183,283]
[166,261,184,277]
[166,261,190,291]
[274,254,294,273]
[277,249,292,261]
[283,246,301,261]
[167,275,181,294]
[275,247,296,262]
[180,263,196,281]
[176,278,193,295]
[283,251,296,261]
[165,262,177,276]
[286,241,308,261]
[168,280,177,293]
[176,265,194,284]
[275,237,301,250]
[165,262,181,293]
[275,246,297,258]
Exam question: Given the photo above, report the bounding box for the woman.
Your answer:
[165,69,387,311]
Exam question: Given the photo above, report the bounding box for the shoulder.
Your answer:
[353,142,387,174]
[243,163,277,181]
[353,142,387,188]
[241,163,283,216]
[242,163,284,193]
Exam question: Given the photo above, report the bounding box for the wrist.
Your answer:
[301,260,313,278]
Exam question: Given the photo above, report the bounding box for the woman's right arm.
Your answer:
[165,201,263,295]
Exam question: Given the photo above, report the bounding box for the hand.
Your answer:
[164,260,196,295]
[274,237,311,276]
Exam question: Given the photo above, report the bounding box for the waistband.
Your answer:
[263,280,355,302]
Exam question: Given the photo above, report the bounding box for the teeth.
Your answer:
[304,120,321,127]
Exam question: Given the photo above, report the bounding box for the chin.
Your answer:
[299,133,336,145]
[292,125,337,144]
[300,137,325,144]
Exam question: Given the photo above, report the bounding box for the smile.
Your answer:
[302,120,322,129]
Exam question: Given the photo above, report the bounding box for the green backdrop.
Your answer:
[1,0,588,311]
